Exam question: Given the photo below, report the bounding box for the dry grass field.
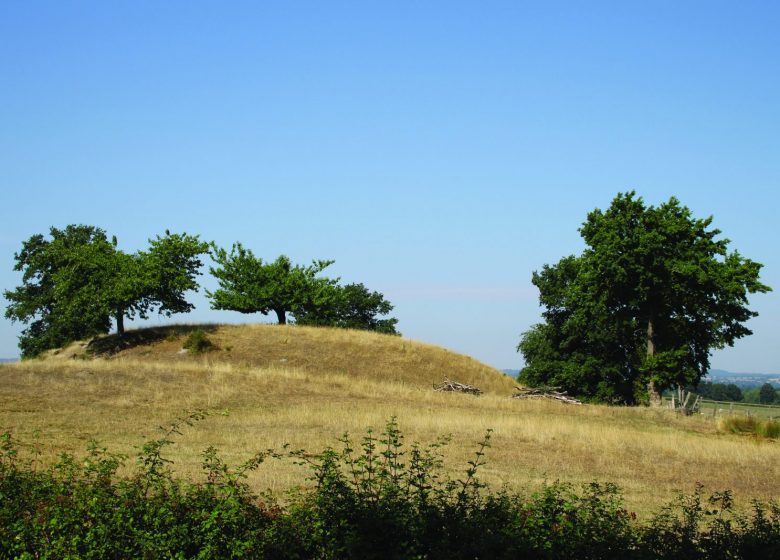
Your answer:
[1,324,778,517]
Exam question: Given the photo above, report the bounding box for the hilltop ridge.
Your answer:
[47,323,518,395]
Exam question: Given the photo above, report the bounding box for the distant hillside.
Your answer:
[706,369,780,388]
[48,324,518,395]
[0,358,17,363]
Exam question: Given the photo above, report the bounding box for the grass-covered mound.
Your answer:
[53,323,517,395]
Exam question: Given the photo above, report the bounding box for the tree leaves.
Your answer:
[519,192,771,404]
[4,226,209,357]
[207,242,337,325]
[294,282,400,334]
[207,243,399,333]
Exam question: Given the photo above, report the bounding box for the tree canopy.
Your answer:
[518,192,771,404]
[207,243,336,325]
[293,282,399,335]
[208,243,399,333]
[4,225,209,357]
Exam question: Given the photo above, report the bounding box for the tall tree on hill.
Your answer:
[207,242,336,325]
[518,192,771,404]
[4,225,209,357]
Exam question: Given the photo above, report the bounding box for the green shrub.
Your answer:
[183,328,215,353]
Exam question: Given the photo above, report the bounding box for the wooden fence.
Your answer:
[664,393,780,420]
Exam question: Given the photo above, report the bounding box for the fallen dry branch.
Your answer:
[512,387,583,405]
[433,378,482,395]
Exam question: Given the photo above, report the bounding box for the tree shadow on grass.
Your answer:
[86,324,220,357]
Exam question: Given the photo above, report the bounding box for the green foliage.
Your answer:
[183,329,215,353]
[519,192,770,404]
[759,383,777,404]
[692,382,744,402]
[4,226,209,357]
[4,226,115,357]
[208,242,336,325]
[293,282,400,335]
[208,244,399,334]
[140,231,212,316]
[744,385,779,405]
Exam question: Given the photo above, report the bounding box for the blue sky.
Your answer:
[1,1,778,372]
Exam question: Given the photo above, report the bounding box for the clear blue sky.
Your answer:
[1,1,778,372]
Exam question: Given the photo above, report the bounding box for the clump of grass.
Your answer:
[760,419,780,439]
[719,415,780,439]
[182,329,215,353]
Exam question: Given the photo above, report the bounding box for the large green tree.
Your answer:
[207,242,336,325]
[518,192,770,404]
[293,282,399,334]
[4,225,209,357]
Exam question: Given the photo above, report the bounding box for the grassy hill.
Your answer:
[46,323,518,394]
[2,323,779,517]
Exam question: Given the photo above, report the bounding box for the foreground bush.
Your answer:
[1,417,779,559]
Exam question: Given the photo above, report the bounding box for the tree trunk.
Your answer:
[116,309,125,335]
[646,318,662,406]
[274,308,287,325]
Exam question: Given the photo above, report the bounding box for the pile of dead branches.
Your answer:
[511,387,583,405]
[433,378,482,395]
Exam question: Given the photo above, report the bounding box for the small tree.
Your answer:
[759,383,777,405]
[207,242,336,325]
[293,282,399,334]
[4,225,209,357]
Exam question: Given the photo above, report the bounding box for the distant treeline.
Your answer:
[688,381,779,405]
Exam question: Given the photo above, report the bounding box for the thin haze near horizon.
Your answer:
[1,2,778,373]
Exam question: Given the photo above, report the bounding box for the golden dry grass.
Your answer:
[52,324,518,395]
[2,324,779,517]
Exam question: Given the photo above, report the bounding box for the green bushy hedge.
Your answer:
[1,416,779,559]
